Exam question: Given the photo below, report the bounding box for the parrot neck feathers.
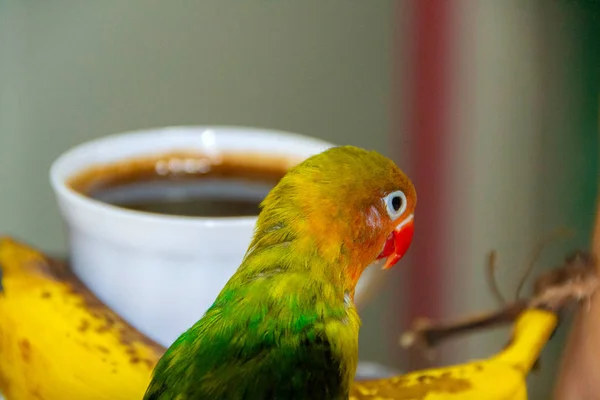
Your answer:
[241,220,361,295]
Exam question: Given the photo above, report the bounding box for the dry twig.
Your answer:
[400,249,598,353]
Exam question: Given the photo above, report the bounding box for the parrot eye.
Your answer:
[383,190,407,220]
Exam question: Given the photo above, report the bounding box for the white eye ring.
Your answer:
[383,190,407,220]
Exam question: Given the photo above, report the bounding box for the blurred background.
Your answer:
[0,1,598,398]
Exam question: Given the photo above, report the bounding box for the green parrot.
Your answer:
[143,145,417,399]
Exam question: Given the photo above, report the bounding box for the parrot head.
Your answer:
[253,145,416,287]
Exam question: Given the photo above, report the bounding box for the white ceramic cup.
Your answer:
[50,126,382,347]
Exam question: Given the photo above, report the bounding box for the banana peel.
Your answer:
[0,237,592,400]
[349,309,555,399]
[0,237,163,400]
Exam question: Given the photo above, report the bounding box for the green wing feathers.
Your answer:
[144,271,359,400]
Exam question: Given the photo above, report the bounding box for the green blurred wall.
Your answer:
[529,1,599,399]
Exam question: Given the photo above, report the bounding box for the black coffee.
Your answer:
[67,152,289,217]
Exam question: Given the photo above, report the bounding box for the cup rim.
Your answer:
[49,125,335,228]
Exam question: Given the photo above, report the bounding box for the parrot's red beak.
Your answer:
[378,214,414,270]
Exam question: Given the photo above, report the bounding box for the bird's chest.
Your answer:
[322,292,361,383]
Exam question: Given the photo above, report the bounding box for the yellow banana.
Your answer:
[350,309,556,399]
[0,237,574,399]
[0,237,164,400]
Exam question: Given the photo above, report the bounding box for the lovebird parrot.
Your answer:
[143,145,417,400]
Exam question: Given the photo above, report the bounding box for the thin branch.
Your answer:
[400,249,598,352]
[399,301,526,351]
[486,250,507,306]
[515,227,574,301]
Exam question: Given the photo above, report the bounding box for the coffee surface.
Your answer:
[67,151,290,217]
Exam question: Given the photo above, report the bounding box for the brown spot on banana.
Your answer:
[0,371,10,397]
[97,345,110,354]
[78,319,90,332]
[350,374,472,399]
[29,387,44,399]
[19,339,31,363]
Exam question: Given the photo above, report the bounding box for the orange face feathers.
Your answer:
[251,145,417,289]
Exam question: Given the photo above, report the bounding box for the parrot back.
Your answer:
[143,275,360,400]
